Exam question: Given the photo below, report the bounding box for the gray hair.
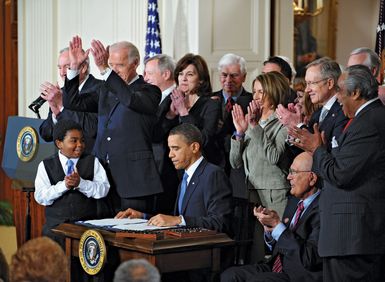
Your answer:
[350,47,381,77]
[306,57,341,89]
[343,65,378,100]
[218,53,247,74]
[110,41,140,64]
[144,54,175,74]
[113,259,160,282]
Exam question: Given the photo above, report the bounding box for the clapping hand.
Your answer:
[232,104,248,137]
[69,36,90,70]
[247,100,262,128]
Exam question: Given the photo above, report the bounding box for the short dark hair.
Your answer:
[169,123,202,147]
[263,56,293,81]
[174,53,212,96]
[53,120,83,143]
[343,65,378,100]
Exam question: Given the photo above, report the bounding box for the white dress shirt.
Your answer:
[34,151,110,206]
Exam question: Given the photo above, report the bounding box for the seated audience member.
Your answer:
[114,259,161,282]
[10,237,67,282]
[163,53,223,166]
[34,119,110,246]
[0,249,9,282]
[221,152,322,282]
[116,123,233,235]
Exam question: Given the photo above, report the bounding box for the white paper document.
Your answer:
[82,218,147,227]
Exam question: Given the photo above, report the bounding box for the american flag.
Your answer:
[145,0,162,61]
[376,0,385,83]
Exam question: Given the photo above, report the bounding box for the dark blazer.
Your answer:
[174,159,233,234]
[163,96,223,166]
[313,99,385,257]
[152,94,179,213]
[272,194,322,282]
[308,100,348,152]
[39,74,102,154]
[63,72,163,198]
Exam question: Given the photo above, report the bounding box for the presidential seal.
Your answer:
[79,229,106,275]
[16,126,38,162]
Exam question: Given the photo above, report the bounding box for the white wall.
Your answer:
[336,0,379,66]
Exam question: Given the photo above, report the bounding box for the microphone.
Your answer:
[28,95,46,119]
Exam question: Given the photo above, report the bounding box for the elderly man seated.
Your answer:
[221,152,322,282]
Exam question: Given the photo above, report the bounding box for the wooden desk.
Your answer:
[53,223,234,282]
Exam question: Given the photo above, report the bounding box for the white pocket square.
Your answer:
[331,136,339,148]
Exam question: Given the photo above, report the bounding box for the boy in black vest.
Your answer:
[34,119,110,246]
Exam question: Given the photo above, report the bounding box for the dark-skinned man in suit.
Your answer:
[221,152,322,282]
[116,123,233,234]
[288,65,385,281]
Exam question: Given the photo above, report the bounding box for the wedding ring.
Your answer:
[294,138,300,143]
[278,115,282,119]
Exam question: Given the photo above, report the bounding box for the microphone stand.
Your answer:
[28,96,45,119]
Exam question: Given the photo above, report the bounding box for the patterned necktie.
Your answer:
[319,108,329,123]
[225,97,234,113]
[178,172,189,214]
[291,201,305,229]
[272,201,305,273]
[66,159,74,176]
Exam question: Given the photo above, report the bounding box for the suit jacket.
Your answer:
[163,96,223,166]
[152,94,179,213]
[313,99,385,257]
[39,74,102,154]
[272,194,322,282]
[174,159,233,234]
[63,72,163,198]
[308,100,348,152]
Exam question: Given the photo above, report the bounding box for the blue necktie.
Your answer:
[178,172,189,214]
[66,159,74,176]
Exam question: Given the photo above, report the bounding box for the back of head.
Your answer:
[344,65,378,100]
[169,123,203,148]
[217,53,247,74]
[263,56,293,82]
[113,259,160,282]
[174,53,212,95]
[349,47,381,77]
[10,237,67,282]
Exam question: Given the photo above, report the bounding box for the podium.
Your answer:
[1,116,56,240]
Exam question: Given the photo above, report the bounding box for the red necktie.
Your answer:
[292,201,305,229]
[225,97,234,113]
[343,118,353,132]
[272,201,305,273]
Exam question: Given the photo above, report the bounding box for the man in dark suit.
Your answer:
[277,57,348,152]
[288,65,385,281]
[39,48,101,154]
[63,36,163,215]
[116,123,233,234]
[144,54,179,215]
[211,53,252,264]
[221,152,322,282]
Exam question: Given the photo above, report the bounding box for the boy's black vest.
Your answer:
[43,154,97,229]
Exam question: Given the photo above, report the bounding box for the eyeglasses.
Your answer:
[288,168,312,175]
[220,72,241,79]
[305,78,329,87]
